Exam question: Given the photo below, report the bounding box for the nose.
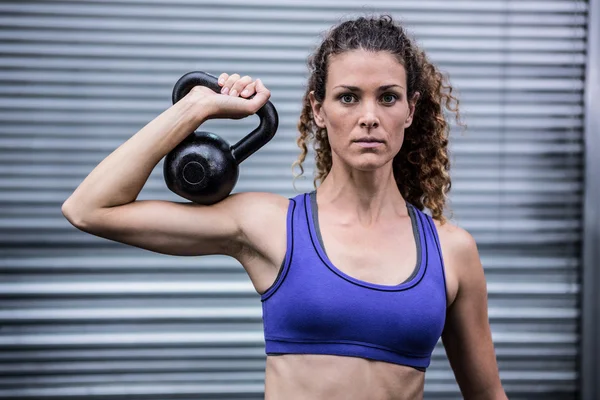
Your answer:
[358,101,380,129]
[360,120,379,129]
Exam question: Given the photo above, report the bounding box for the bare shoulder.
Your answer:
[228,191,290,261]
[228,191,289,229]
[433,219,479,263]
[433,219,483,306]
[229,191,289,210]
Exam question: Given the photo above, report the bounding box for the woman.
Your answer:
[62,15,507,400]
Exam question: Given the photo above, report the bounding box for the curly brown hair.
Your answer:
[293,15,462,222]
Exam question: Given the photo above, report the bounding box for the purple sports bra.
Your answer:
[260,192,448,370]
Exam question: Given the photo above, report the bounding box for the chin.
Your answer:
[349,153,390,171]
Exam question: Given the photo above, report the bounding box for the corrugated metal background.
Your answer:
[0,1,587,398]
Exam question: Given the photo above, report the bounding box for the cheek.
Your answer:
[388,129,404,151]
[385,109,408,133]
[324,105,353,130]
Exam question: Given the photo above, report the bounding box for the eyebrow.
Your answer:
[333,84,405,91]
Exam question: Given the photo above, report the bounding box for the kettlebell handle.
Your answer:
[171,71,279,164]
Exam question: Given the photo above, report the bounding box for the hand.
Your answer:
[185,73,271,120]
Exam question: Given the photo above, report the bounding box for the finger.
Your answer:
[247,79,271,112]
[221,73,240,95]
[230,75,252,97]
[240,82,256,98]
[218,73,229,87]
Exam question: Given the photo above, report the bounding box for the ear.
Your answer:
[404,91,420,128]
[309,91,326,129]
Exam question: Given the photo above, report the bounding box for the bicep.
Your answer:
[440,228,506,399]
[66,197,243,257]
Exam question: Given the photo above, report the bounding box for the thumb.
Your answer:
[249,79,271,111]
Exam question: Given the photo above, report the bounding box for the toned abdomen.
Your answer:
[264,354,425,400]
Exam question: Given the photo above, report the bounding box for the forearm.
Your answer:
[463,385,508,400]
[63,97,209,218]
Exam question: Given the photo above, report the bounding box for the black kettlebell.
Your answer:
[163,71,279,205]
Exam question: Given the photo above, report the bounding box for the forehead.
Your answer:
[327,49,407,89]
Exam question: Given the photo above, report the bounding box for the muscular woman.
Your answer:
[62,15,507,400]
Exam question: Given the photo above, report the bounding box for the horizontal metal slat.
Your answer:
[0,254,579,271]
[0,191,583,207]
[0,164,585,180]
[0,215,583,232]
[0,2,588,24]
[0,16,585,38]
[0,58,586,78]
[0,137,585,153]
[0,98,585,114]
[0,371,265,385]
[0,0,588,13]
[0,344,577,362]
[0,31,588,53]
[0,307,577,324]
[0,331,578,348]
[0,281,579,297]
[0,43,587,65]
[0,382,265,398]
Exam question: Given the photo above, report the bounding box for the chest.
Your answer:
[318,216,419,286]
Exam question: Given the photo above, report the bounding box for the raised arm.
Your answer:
[61,75,285,261]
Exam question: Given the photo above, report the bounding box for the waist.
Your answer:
[265,353,425,400]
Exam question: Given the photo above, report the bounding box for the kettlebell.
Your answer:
[163,71,279,205]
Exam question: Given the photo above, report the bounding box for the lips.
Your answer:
[353,137,384,143]
[353,137,385,149]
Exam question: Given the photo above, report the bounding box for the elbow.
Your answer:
[61,200,81,228]
[61,198,90,229]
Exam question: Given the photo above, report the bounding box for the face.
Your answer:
[310,49,418,172]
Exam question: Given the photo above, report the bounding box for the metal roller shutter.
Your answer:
[0,1,587,398]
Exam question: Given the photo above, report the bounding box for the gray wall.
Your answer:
[0,1,588,399]
[581,0,600,398]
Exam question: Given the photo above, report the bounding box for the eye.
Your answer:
[339,94,357,104]
[381,93,398,105]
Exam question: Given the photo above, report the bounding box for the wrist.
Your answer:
[183,95,213,125]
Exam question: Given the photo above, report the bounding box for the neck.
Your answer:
[316,160,407,226]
